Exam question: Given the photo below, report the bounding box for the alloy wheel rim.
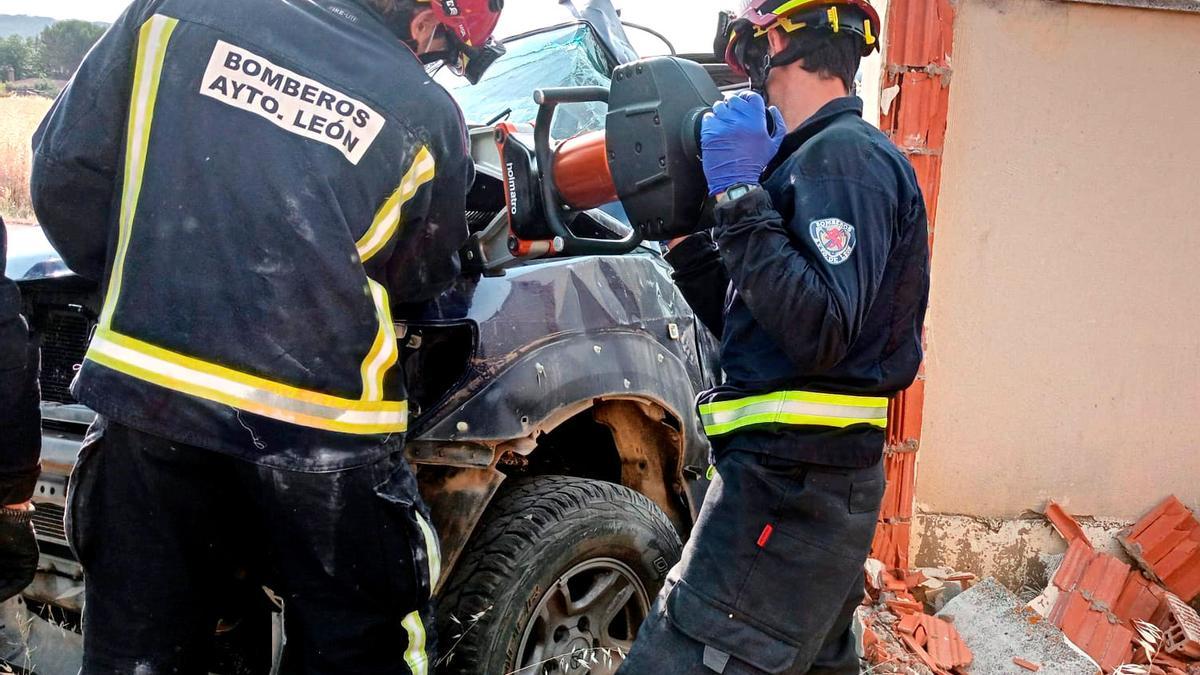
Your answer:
[514,557,651,675]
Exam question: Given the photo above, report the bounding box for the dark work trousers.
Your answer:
[66,417,438,675]
[618,449,884,675]
[0,265,42,505]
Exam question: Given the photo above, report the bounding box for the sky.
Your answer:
[0,0,730,53]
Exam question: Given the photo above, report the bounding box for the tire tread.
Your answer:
[436,476,680,674]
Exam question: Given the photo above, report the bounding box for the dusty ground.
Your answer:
[0,95,52,224]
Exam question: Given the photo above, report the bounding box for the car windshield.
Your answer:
[437,24,614,139]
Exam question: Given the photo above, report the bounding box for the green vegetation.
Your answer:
[0,18,106,83]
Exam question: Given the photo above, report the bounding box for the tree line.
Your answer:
[0,20,107,82]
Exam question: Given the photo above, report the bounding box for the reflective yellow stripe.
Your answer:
[414,511,442,586]
[402,611,429,675]
[699,390,888,437]
[360,280,398,401]
[100,14,178,329]
[770,0,821,17]
[86,328,408,435]
[701,390,889,413]
[356,147,436,263]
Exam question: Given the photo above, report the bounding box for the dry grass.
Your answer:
[0,95,52,224]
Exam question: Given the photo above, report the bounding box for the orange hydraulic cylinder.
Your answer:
[552,131,619,210]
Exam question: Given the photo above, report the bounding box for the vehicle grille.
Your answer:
[32,502,68,545]
[467,210,501,230]
[39,310,93,404]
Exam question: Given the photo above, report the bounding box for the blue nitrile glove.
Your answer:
[701,91,787,197]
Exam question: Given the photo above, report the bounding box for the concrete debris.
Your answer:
[861,560,974,674]
[937,577,1098,674]
[897,495,1200,674]
[860,605,937,674]
[866,557,888,591]
[909,567,974,612]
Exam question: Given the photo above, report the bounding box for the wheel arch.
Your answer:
[412,331,709,592]
[412,394,695,595]
[514,397,693,538]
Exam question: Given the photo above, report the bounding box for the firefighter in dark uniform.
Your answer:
[0,215,42,603]
[30,0,505,671]
[619,0,929,673]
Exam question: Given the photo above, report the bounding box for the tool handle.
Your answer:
[684,104,779,159]
[533,87,644,257]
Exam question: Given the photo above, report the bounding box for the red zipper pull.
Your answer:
[757,524,774,548]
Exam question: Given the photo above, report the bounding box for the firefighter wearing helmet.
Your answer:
[618,1,931,673]
[30,0,502,670]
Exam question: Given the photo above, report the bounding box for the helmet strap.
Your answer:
[418,23,462,73]
[753,30,828,101]
[422,24,441,54]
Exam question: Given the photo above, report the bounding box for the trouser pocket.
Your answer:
[665,577,800,674]
[64,417,109,564]
[669,452,884,672]
[373,456,441,601]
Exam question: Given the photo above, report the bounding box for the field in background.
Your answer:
[0,96,52,224]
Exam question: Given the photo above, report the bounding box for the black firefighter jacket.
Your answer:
[666,97,931,468]
[31,0,473,471]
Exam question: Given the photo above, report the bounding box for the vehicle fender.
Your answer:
[417,330,707,460]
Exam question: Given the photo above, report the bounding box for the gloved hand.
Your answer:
[701,91,787,197]
[0,505,38,603]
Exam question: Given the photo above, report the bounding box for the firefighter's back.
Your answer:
[36,0,471,468]
[27,0,485,670]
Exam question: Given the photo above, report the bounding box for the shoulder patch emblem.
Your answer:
[809,218,856,265]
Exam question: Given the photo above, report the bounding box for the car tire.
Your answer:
[436,476,682,675]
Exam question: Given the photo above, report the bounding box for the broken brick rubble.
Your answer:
[860,560,973,674]
[1114,572,1167,630]
[1013,657,1042,671]
[1033,497,1200,673]
[1046,501,1094,548]
[1119,496,1200,603]
[1154,591,1200,660]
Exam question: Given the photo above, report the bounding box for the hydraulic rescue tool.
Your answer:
[497,56,727,256]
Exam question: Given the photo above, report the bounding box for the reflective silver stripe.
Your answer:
[414,511,441,588]
[402,610,429,675]
[701,399,887,427]
[361,280,398,402]
[100,14,179,329]
[699,390,888,437]
[87,331,408,434]
[357,147,436,263]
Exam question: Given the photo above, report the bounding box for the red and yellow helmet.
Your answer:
[716,0,881,85]
[421,0,507,83]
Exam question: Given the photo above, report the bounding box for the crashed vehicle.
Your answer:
[3,11,737,675]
